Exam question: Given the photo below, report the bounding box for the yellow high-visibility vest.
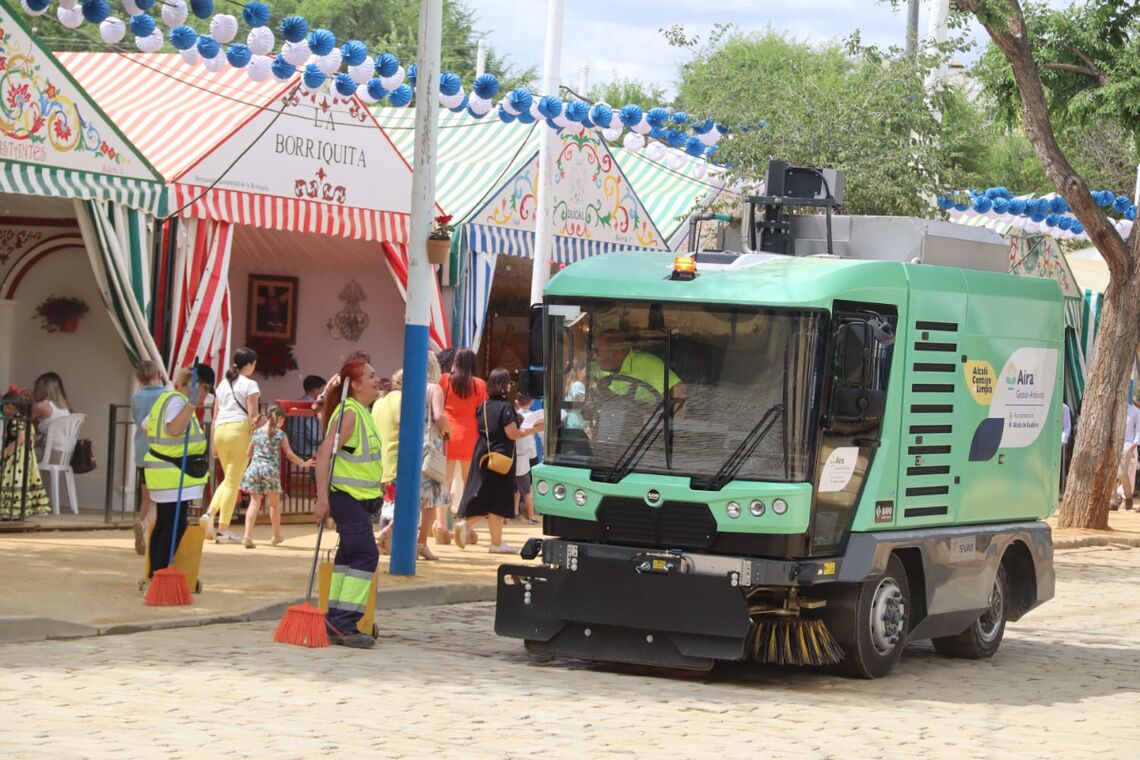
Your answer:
[328,396,382,500]
[143,390,207,491]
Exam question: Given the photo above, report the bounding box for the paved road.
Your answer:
[3,548,1139,758]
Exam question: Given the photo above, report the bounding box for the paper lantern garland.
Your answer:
[18,0,730,163]
[941,186,1137,242]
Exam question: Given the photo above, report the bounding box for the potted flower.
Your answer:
[246,336,299,378]
[427,213,455,267]
[34,295,89,333]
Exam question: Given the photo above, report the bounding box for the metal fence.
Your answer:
[1,400,36,522]
[104,401,323,522]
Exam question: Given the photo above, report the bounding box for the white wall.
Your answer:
[6,246,133,510]
[228,257,407,404]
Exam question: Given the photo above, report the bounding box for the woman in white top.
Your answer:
[31,372,73,459]
[201,347,260,542]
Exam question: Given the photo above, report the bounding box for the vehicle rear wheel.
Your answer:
[836,554,910,679]
[932,564,1007,659]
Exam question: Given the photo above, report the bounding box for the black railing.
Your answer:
[105,401,324,522]
[1,400,35,522]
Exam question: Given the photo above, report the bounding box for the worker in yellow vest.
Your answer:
[143,365,212,582]
[314,358,384,648]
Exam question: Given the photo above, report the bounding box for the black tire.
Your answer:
[932,564,1007,659]
[836,554,910,679]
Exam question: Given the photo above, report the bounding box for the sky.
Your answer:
[470,0,978,97]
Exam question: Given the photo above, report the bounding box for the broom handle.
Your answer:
[304,377,351,603]
[169,359,198,567]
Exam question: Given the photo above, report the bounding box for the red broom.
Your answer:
[274,377,351,647]
[146,361,199,606]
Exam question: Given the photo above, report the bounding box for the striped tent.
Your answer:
[378,108,727,348]
[62,52,452,363]
[379,107,726,246]
[0,4,168,371]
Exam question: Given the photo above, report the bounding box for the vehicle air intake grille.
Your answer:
[596,497,717,550]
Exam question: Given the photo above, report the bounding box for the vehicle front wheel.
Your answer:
[836,553,910,679]
[932,564,1007,660]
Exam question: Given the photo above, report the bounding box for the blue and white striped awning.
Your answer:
[0,161,165,216]
[466,222,661,264]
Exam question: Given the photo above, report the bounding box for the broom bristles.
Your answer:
[750,618,844,667]
[274,602,329,648]
[145,567,193,606]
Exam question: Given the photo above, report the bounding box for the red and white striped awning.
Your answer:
[56,52,278,180]
[60,53,413,245]
[169,185,409,244]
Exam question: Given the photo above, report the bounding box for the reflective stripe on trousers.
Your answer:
[325,490,379,632]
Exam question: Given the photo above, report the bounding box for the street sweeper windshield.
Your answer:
[544,299,827,485]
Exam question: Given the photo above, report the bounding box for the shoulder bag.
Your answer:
[422,385,448,483]
[479,401,514,475]
[71,439,97,474]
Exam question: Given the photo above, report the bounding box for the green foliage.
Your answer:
[974,0,1140,154]
[673,30,994,216]
[586,77,670,110]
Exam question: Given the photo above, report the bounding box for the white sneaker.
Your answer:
[488,543,518,555]
[215,531,241,544]
[199,512,216,540]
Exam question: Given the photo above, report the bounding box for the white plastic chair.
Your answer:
[38,413,86,515]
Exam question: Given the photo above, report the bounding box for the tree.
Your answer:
[586,77,670,111]
[958,0,1140,529]
[671,30,997,215]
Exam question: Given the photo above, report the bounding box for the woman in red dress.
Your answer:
[437,348,486,544]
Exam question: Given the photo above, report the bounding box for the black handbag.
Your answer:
[70,439,97,474]
[148,448,210,479]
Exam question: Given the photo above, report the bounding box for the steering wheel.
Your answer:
[594,373,663,405]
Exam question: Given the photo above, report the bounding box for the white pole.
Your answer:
[529,0,565,306]
[476,36,487,77]
[923,0,950,92]
[390,0,442,576]
[578,63,589,97]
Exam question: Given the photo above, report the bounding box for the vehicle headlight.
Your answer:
[772,498,788,515]
[749,499,766,517]
[535,480,549,496]
[552,484,567,501]
[573,489,588,506]
[726,501,742,519]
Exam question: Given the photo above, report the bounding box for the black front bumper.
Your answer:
[496,562,748,670]
[496,540,845,670]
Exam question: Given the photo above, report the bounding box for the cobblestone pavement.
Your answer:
[3,548,1138,759]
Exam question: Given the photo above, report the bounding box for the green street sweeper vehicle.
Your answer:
[495,162,1060,678]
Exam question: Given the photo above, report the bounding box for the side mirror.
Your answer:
[522,303,545,400]
[834,316,891,421]
[518,368,544,400]
[841,323,869,385]
[528,304,544,367]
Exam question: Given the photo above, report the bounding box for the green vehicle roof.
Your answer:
[545,252,1062,311]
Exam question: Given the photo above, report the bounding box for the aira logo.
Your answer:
[1004,367,1035,386]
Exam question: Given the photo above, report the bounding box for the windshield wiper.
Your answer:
[598,396,683,484]
[694,402,785,491]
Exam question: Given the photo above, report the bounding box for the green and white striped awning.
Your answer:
[376,107,724,246]
[615,146,725,243]
[378,108,538,222]
[0,161,165,216]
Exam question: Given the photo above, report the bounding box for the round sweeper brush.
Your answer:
[750,617,845,667]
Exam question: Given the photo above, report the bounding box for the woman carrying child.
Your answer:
[239,405,314,548]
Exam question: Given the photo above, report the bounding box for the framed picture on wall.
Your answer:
[247,274,298,343]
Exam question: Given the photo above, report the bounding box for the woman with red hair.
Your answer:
[314,359,384,649]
